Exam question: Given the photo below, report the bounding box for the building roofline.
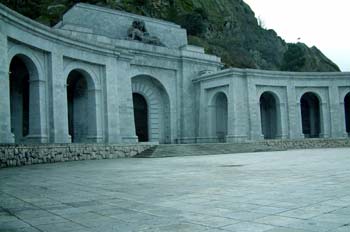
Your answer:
[193,68,350,83]
[70,3,182,29]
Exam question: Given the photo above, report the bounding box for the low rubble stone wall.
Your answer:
[0,144,155,168]
[1,138,350,168]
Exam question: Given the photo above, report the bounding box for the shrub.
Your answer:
[281,43,306,71]
[178,8,207,36]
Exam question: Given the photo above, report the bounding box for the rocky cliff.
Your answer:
[0,0,340,71]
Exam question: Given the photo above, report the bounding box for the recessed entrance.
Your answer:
[212,92,228,142]
[133,93,149,142]
[260,92,279,139]
[67,70,89,143]
[131,75,171,144]
[301,92,321,138]
[345,93,350,135]
[9,55,30,142]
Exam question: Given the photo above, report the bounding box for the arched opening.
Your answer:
[133,93,149,142]
[132,75,171,144]
[300,92,321,138]
[345,93,350,135]
[9,55,30,143]
[213,92,228,142]
[67,70,91,143]
[260,92,279,139]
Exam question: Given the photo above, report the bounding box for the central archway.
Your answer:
[131,75,171,144]
[300,92,321,138]
[133,93,149,142]
[345,93,350,135]
[260,92,280,139]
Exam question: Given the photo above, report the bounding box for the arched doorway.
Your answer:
[9,55,30,143]
[212,92,228,142]
[67,70,96,143]
[260,92,279,139]
[345,93,350,135]
[300,92,321,138]
[133,93,149,142]
[132,75,171,144]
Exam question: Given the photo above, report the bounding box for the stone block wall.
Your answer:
[0,144,155,168]
[260,138,350,151]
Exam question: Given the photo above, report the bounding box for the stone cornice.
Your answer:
[193,68,350,83]
[0,4,126,59]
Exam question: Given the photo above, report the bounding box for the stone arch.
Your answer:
[131,75,171,144]
[300,92,322,138]
[344,92,350,136]
[259,91,281,139]
[64,62,100,89]
[210,92,228,142]
[9,53,47,143]
[66,69,102,143]
[8,46,44,81]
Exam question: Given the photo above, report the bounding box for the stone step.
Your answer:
[134,139,350,158]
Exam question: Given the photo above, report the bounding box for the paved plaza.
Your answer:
[1,148,350,232]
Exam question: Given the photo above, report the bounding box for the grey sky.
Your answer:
[244,0,350,71]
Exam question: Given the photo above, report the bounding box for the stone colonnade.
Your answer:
[195,69,350,143]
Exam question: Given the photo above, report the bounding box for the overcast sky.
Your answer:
[244,0,350,71]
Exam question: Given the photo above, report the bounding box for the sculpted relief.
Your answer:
[127,20,164,46]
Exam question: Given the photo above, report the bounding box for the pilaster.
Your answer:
[328,85,343,137]
[247,77,263,140]
[0,30,14,143]
[49,52,70,143]
[287,84,303,139]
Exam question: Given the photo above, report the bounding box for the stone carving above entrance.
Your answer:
[127,20,164,46]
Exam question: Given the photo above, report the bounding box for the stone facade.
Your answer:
[0,3,349,145]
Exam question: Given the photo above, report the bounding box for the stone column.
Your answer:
[0,31,14,143]
[247,78,263,140]
[118,59,138,144]
[49,52,70,143]
[197,83,210,142]
[328,85,343,138]
[225,79,236,142]
[86,88,103,143]
[207,104,216,139]
[320,102,330,138]
[105,56,137,144]
[287,85,303,139]
[339,101,348,137]
[26,78,48,143]
[226,75,249,142]
[278,102,288,139]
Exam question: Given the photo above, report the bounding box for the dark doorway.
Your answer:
[133,93,149,142]
[67,70,88,143]
[301,92,321,138]
[260,92,278,139]
[345,93,350,134]
[9,55,30,142]
[214,92,228,141]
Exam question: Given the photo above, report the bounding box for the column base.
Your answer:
[122,136,138,144]
[226,135,248,143]
[0,132,15,144]
[86,136,104,143]
[53,134,71,144]
[25,134,48,143]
